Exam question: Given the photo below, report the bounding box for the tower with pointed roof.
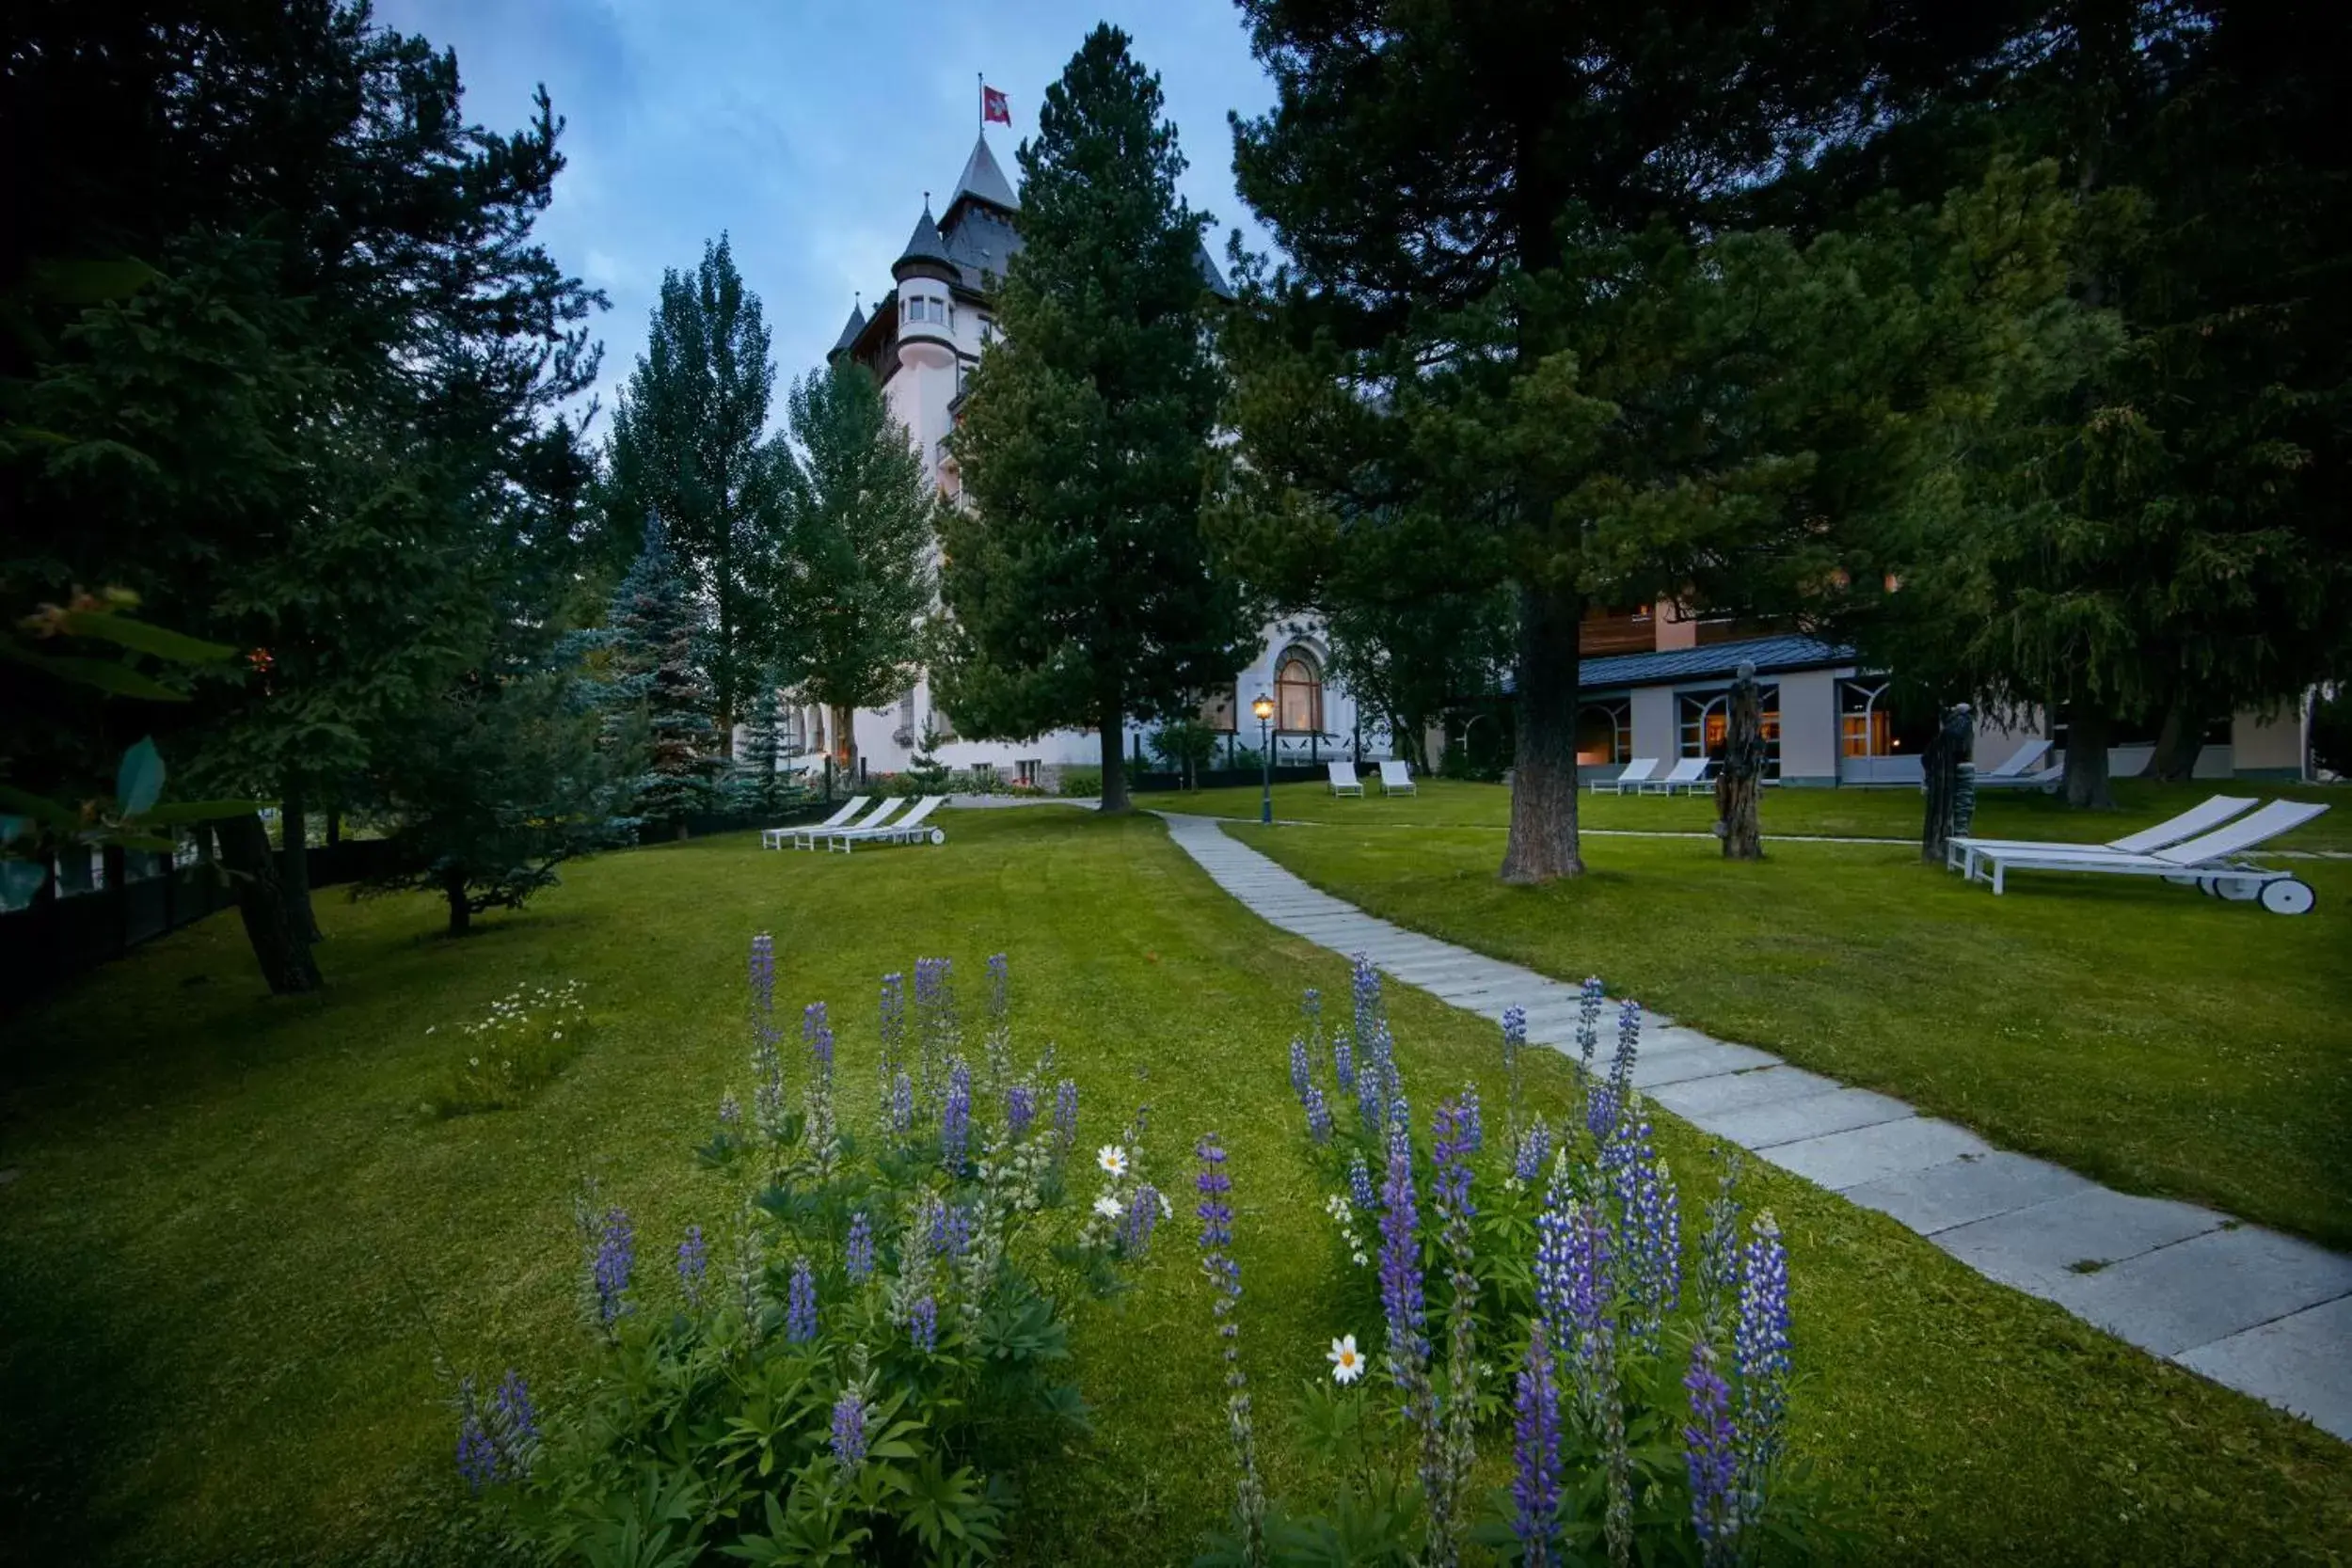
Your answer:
[808,132,1350,787]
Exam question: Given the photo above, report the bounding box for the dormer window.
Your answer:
[904,293,949,325]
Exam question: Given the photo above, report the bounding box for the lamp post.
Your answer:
[1251,692,1276,825]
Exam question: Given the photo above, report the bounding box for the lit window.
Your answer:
[1839,680,1891,757]
[1576,700,1630,764]
[1679,687,1780,777]
[1276,648,1323,734]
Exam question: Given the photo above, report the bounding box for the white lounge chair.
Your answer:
[791,796,903,850]
[1327,761,1364,797]
[1945,795,2256,879]
[832,795,947,852]
[764,795,867,850]
[1970,737,2058,790]
[1642,757,1712,796]
[1965,799,2328,913]
[1590,758,1659,796]
[1376,759,1416,796]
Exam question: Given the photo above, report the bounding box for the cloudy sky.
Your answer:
[375,0,1279,434]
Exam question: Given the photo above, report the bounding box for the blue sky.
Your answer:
[375,0,1279,434]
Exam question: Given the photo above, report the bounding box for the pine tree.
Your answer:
[937,24,1254,815]
[780,360,936,779]
[604,234,787,757]
[606,521,718,835]
[731,678,797,818]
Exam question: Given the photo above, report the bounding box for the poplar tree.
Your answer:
[936,24,1253,815]
[780,360,935,779]
[604,235,787,756]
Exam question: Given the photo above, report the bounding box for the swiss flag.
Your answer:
[982,85,1011,126]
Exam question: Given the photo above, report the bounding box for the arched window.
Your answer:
[1275,648,1324,734]
[1576,700,1630,764]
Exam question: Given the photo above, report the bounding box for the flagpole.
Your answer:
[977,71,983,135]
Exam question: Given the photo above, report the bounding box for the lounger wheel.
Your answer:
[2216,876,2261,902]
[929,828,946,845]
[2259,879,2315,916]
[2195,876,2218,897]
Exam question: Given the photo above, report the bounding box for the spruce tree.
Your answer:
[780,360,936,779]
[937,24,1253,815]
[605,521,718,836]
[604,234,787,756]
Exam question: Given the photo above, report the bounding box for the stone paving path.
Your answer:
[1153,810,2352,1442]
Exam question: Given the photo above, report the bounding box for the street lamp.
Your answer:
[1251,692,1276,825]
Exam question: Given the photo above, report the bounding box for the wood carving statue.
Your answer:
[1715,661,1768,860]
[1921,702,1975,864]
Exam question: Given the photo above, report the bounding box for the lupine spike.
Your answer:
[1512,1323,1563,1566]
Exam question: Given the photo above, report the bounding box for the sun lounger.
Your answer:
[764,796,867,849]
[1590,758,1659,795]
[1970,737,2058,790]
[1965,799,2328,913]
[831,794,946,852]
[1642,757,1712,796]
[791,795,903,850]
[1376,759,1416,796]
[1327,761,1364,797]
[1945,795,2256,878]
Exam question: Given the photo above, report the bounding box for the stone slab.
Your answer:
[1628,1041,1781,1088]
[1757,1117,1993,1190]
[1688,1086,1914,1149]
[2042,1225,2352,1358]
[1932,1187,2224,1296]
[2174,1294,2352,1440]
[1842,1151,2096,1237]
[1649,1066,1845,1121]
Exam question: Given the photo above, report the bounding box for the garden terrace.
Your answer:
[2,809,2347,1563]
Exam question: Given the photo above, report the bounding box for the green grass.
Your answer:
[1152,775,2352,850]
[3,809,2348,1564]
[1234,816,2352,1248]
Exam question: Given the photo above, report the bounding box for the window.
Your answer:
[1017,759,1040,786]
[1275,648,1324,734]
[904,293,946,325]
[1840,680,1890,757]
[1679,686,1781,777]
[1575,700,1630,765]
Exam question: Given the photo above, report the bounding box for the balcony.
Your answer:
[1579,609,1656,657]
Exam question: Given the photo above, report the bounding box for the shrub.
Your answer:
[1193,964,1815,1567]
[1056,765,1103,798]
[462,944,1166,1562]
[427,980,589,1115]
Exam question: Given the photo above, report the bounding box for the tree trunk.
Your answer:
[325,808,342,848]
[1500,583,1584,882]
[831,703,858,780]
[443,866,472,936]
[1098,701,1132,814]
[2063,707,2117,809]
[278,781,323,943]
[1715,673,1766,861]
[1919,705,1972,863]
[2148,701,2203,782]
[215,812,322,993]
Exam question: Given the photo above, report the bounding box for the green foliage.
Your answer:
[1146,719,1219,782]
[603,235,788,750]
[731,685,808,819]
[429,979,591,1116]
[937,25,1255,813]
[1053,766,1103,800]
[596,522,720,834]
[779,361,937,773]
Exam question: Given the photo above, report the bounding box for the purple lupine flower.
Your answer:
[888,1070,914,1136]
[1534,1181,1611,1364]
[1302,1084,1334,1143]
[786,1257,818,1342]
[1606,1107,1681,1351]
[931,1199,973,1262]
[1432,1092,1478,1221]
[1194,1133,1265,1559]
[1119,1181,1163,1255]
[845,1212,874,1284]
[717,1093,742,1129]
[748,933,776,1020]
[593,1209,634,1326]
[1351,954,1383,1039]
[1502,1005,1528,1062]
[879,972,907,1118]
[1301,987,1322,1026]
[1736,1212,1792,1498]
[1514,1120,1552,1184]
[914,957,956,1102]
[1576,976,1604,1079]
[1357,1048,1386,1139]
[1053,1078,1079,1150]
[986,951,1009,1019]
[1685,1339,1740,1558]
[1007,1083,1037,1141]
[830,1389,869,1469]
[940,1056,972,1171]
[909,1292,938,1352]
[455,1378,498,1493]
[751,938,786,1131]
[1289,1037,1313,1101]
[802,1001,834,1073]
[1376,1129,1429,1381]
[1347,1149,1377,1215]
[489,1370,537,1480]
[1612,997,1642,1085]
[1512,1323,1563,1566]
[1333,1029,1356,1095]
[677,1225,707,1305]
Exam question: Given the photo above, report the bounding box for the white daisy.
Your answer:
[1096,1145,1129,1178]
[1327,1334,1365,1384]
[1092,1194,1123,1220]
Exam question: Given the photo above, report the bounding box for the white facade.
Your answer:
[805,134,1375,786]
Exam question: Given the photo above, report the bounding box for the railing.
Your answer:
[1579,612,1657,657]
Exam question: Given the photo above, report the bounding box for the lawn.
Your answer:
[3,808,2348,1565]
[1233,814,2352,1248]
[1152,774,2352,850]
